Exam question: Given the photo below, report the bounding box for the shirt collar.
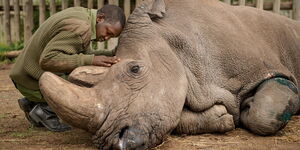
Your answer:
[88,9,97,41]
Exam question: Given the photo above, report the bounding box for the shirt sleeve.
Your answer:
[39,31,94,73]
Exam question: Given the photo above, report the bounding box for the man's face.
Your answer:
[96,14,123,42]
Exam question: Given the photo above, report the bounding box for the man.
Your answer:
[10,5,126,132]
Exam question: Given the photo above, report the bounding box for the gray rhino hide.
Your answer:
[121,0,300,124]
[40,0,300,149]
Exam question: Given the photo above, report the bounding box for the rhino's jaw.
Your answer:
[39,72,109,132]
[93,115,167,150]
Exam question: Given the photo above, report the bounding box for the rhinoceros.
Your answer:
[39,0,300,149]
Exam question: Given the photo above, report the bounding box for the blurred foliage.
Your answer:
[0,42,24,53]
[0,42,22,63]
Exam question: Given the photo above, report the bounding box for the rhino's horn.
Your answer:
[39,72,107,132]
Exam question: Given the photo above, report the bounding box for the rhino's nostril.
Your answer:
[117,127,146,150]
[119,126,129,139]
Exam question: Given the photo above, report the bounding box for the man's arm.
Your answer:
[39,31,94,73]
[85,46,116,56]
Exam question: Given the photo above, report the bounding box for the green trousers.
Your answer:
[13,74,68,102]
[15,83,45,102]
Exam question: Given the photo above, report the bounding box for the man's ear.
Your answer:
[96,13,105,23]
[146,0,166,20]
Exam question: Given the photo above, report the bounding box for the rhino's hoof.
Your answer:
[216,114,235,133]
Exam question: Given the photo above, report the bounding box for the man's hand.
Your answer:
[92,56,120,67]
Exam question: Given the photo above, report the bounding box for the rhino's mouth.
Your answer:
[118,127,147,150]
[93,117,163,150]
[114,126,148,150]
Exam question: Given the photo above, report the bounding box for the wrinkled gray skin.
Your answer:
[39,0,300,149]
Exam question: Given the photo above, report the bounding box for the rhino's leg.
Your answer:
[240,78,299,135]
[173,105,235,134]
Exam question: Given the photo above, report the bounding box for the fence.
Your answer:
[0,0,299,50]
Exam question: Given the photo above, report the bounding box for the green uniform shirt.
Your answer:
[10,7,114,91]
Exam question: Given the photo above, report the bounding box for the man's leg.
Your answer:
[240,78,299,135]
[15,83,71,132]
[15,83,45,127]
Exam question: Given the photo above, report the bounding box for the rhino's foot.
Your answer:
[241,78,299,135]
[174,105,235,134]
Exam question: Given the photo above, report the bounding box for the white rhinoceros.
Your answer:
[39,0,300,149]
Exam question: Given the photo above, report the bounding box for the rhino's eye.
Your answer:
[130,65,140,73]
[125,61,147,78]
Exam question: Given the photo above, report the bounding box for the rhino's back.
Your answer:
[165,0,300,93]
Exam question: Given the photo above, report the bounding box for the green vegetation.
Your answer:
[0,42,23,53]
[10,131,34,138]
[0,59,15,66]
[0,42,23,64]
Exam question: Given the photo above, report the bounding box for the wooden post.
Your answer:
[50,0,56,15]
[256,0,264,10]
[0,0,3,43]
[23,0,33,43]
[88,0,94,9]
[13,0,20,42]
[109,0,118,5]
[39,0,46,25]
[97,0,105,50]
[97,0,104,9]
[108,0,119,50]
[273,0,281,14]
[239,0,245,6]
[4,0,12,45]
[124,0,131,19]
[0,16,3,43]
[62,0,68,10]
[293,0,300,21]
[74,0,81,7]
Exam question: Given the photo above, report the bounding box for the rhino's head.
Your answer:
[40,0,188,149]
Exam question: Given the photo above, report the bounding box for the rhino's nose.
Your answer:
[117,127,146,150]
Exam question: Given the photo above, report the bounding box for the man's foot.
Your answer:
[18,98,44,127]
[29,104,72,132]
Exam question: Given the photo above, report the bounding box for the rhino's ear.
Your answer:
[146,0,166,20]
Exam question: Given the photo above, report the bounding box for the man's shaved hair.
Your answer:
[97,5,126,28]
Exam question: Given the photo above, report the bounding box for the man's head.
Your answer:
[96,5,126,42]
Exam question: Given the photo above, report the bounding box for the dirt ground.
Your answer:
[0,64,299,150]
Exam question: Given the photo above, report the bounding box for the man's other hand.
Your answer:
[92,56,120,67]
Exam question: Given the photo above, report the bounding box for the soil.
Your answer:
[1,64,299,150]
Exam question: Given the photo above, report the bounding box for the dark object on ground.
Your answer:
[18,98,44,127]
[29,103,72,132]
